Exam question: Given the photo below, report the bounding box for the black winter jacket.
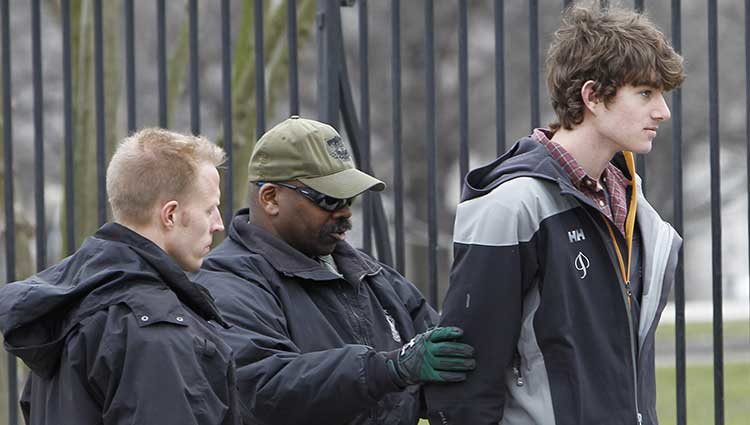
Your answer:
[194,209,438,425]
[0,223,240,425]
[425,137,681,425]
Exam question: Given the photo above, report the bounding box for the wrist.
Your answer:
[384,350,409,388]
[366,351,405,398]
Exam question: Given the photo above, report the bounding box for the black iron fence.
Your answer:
[0,1,747,424]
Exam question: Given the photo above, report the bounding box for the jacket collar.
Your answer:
[227,209,382,285]
[464,135,633,214]
[95,223,229,327]
[0,222,229,378]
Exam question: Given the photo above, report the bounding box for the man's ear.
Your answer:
[581,80,600,114]
[258,184,280,216]
[159,200,179,228]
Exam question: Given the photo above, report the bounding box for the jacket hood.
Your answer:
[463,133,632,203]
[462,137,564,202]
[0,223,227,377]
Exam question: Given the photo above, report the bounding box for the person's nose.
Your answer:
[331,205,352,220]
[652,93,671,122]
[211,211,225,233]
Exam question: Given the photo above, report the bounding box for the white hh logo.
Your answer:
[568,228,586,243]
[574,251,591,279]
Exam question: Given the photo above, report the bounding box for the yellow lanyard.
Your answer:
[604,151,638,289]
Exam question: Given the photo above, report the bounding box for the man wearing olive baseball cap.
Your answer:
[247,115,385,199]
[194,116,475,425]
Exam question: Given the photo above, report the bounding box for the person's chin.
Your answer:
[182,258,202,273]
[632,141,653,155]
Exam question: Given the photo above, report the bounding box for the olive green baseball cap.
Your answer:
[247,116,385,199]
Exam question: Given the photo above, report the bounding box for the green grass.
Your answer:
[654,320,749,425]
[656,361,749,425]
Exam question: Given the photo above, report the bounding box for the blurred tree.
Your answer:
[224,0,317,207]
[44,0,123,252]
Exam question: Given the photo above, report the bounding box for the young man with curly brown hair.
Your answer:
[426,2,685,424]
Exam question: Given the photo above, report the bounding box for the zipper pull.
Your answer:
[512,354,524,387]
[625,282,633,306]
[512,365,524,387]
[637,412,643,425]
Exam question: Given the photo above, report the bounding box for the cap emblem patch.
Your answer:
[326,136,350,160]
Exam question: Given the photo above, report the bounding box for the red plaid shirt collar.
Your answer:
[532,128,631,236]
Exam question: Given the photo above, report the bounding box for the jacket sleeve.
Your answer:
[425,182,539,424]
[198,270,402,425]
[83,305,236,425]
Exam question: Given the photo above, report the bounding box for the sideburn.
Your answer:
[179,209,192,227]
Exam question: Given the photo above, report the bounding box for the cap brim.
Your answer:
[299,168,385,199]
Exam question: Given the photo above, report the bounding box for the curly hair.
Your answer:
[546,1,685,132]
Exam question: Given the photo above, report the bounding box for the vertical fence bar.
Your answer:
[529,0,539,130]
[495,0,505,155]
[254,0,265,137]
[316,0,340,127]
[458,0,468,189]
[391,0,404,274]
[637,153,647,190]
[221,0,233,225]
[62,0,74,255]
[2,0,13,275]
[635,0,646,187]
[124,0,135,132]
[746,0,750,355]
[425,0,437,305]
[157,0,167,127]
[671,1,686,424]
[189,0,200,134]
[337,45,394,266]
[288,0,299,115]
[707,1,724,424]
[32,0,46,270]
[359,0,372,254]
[94,0,106,226]
[1,3,18,423]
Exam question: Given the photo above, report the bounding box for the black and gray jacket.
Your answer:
[194,209,437,425]
[0,223,240,425]
[425,137,680,425]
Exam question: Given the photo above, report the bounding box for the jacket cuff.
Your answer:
[365,350,404,399]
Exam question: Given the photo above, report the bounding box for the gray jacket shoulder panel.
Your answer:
[454,177,578,246]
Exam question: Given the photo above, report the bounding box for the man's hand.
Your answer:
[385,326,475,387]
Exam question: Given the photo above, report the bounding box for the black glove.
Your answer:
[385,326,475,387]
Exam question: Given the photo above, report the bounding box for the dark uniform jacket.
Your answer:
[194,209,437,425]
[425,137,681,425]
[0,223,240,425]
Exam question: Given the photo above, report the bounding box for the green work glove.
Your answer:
[385,326,476,387]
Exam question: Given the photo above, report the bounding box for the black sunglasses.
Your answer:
[256,181,354,212]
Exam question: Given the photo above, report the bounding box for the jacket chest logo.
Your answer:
[574,251,591,279]
[382,309,402,343]
[568,228,586,243]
